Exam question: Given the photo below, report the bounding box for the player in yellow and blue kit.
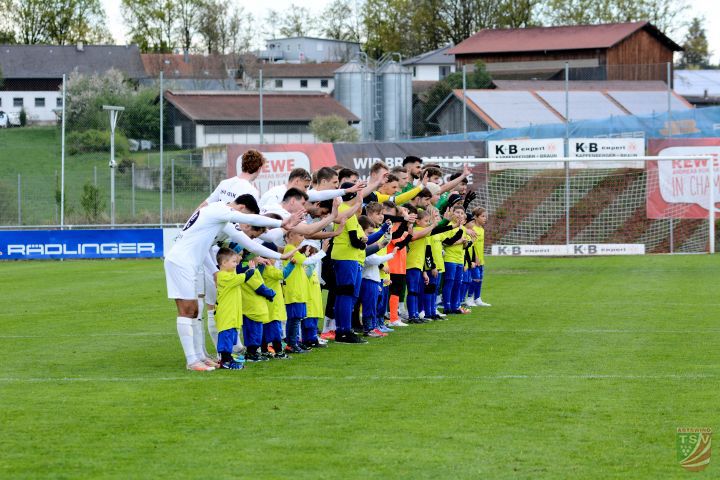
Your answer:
[469,207,491,307]
[283,231,310,353]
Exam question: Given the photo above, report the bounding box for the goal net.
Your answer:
[435,156,717,255]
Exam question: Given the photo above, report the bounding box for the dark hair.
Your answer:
[331,164,344,172]
[403,155,422,166]
[340,181,357,202]
[417,188,433,199]
[391,166,407,174]
[424,167,442,179]
[385,173,399,183]
[338,167,359,183]
[233,193,259,214]
[216,247,236,266]
[264,213,282,221]
[382,200,397,212]
[449,171,469,184]
[261,241,278,253]
[358,215,375,230]
[370,162,389,175]
[472,206,486,217]
[282,187,309,203]
[317,199,334,212]
[241,149,265,174]
[288,168,311,182]
[316,167,338,184]
[365,201,382,214]
[404,204,418,215]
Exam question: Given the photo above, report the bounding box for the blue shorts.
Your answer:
[471,265,484,280]
[217,328,238,354]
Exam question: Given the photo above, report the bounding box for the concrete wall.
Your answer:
[262,77,334,93]
[0,91,62,124]
[410,64,456,82]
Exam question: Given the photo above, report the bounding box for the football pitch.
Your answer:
[1,255,718,479]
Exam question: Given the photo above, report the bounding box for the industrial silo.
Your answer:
[377,61,412,141]
[334,60,375,141]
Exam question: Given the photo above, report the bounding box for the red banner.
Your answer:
[226,144,337,194]
[647,139,720,219]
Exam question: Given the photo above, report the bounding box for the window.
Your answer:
[35,97,45,107]
[275,79,283,88]
[321,79,328,88]
[57,97,63,107]
[439,66,451,79]
[412,66,417,77]
[286,44,291,51]
[13,98,23,107]
[300,79,308,88]
[0,98,2,107]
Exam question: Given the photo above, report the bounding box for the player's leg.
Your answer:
[165,259,213,371]
[441,263,458,312]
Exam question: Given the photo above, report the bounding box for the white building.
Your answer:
[0,44,146,125]
[402,45,456,82]
[251,63,342,94]
[259,37,360,63]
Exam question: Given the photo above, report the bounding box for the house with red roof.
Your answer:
[448,22,682,82]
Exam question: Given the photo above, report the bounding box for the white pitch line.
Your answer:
[0,332,173,339]
[0,373,717,383]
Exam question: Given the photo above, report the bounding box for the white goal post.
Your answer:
[431,155,716,255]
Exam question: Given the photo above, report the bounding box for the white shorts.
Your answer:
[195,265,205,296]
[203,268,217,305]
[164,259,199,300]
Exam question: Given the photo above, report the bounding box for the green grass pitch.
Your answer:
[1,255,718,479]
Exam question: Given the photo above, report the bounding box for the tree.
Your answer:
[279,4,317,38]
[13,0,51,44]
[320,0,361,42]
[309,115,359,142]
[46,0,110,45]
[174,0,201,52]
[678,17,710,69]
[121,0,176,53]
[80,181,105,222]
[541,0,687,37]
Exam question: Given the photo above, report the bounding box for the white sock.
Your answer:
[176,317,197,364]
[329,318,336,331]
[197,299,205,321]
[191,318,208,360]
[207,309,218,348]
[322,316,333,333]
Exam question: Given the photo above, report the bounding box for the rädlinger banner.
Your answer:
[226,141,488,195]
[647,139,720,219]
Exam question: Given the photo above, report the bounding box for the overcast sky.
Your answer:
[100,0,720,63]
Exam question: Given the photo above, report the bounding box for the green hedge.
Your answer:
[67,129,130,156]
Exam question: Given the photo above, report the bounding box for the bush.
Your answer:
[161,165,206,192]
[19,108,27,127]
[67,129,130,156]
[309,115,359,143]
[80,182,105,222]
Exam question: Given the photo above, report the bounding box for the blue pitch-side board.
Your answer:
[0,229,164,260]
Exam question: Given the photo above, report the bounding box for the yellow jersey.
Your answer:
[443,226,466,264]
[262,264,287,322]
[283,244,309,304]
[472,225,485,266]
[215,269,247,331]
[331,202,364,262]
[240,269,269,323]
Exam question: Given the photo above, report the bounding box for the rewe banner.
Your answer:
[647,139,720,219]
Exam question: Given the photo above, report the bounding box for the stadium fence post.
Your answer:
[666,62,674,252]
[17,173,21,225]
[564,62,570,246]
[260,69,264,144]
[131,161,135,218]
[710,157,716,254]
[462,64,467,140]
[160,71,164,226]
[60,73,66,228]
[171,157,175,215]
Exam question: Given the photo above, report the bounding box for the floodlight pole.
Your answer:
[103,105,125,227]
[710,157,715,254]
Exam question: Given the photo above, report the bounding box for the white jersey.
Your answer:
[259,185,346,209]
[206,177,259,204]
[165,202,281,268]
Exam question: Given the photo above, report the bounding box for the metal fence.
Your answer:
[0,62,696,227]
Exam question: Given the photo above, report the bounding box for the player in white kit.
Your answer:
[164,198,303,371]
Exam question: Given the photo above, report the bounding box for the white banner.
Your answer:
[569,138,645,168]
[489,138,564,170]
[491,244,646,256]
[657,146,720,212]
